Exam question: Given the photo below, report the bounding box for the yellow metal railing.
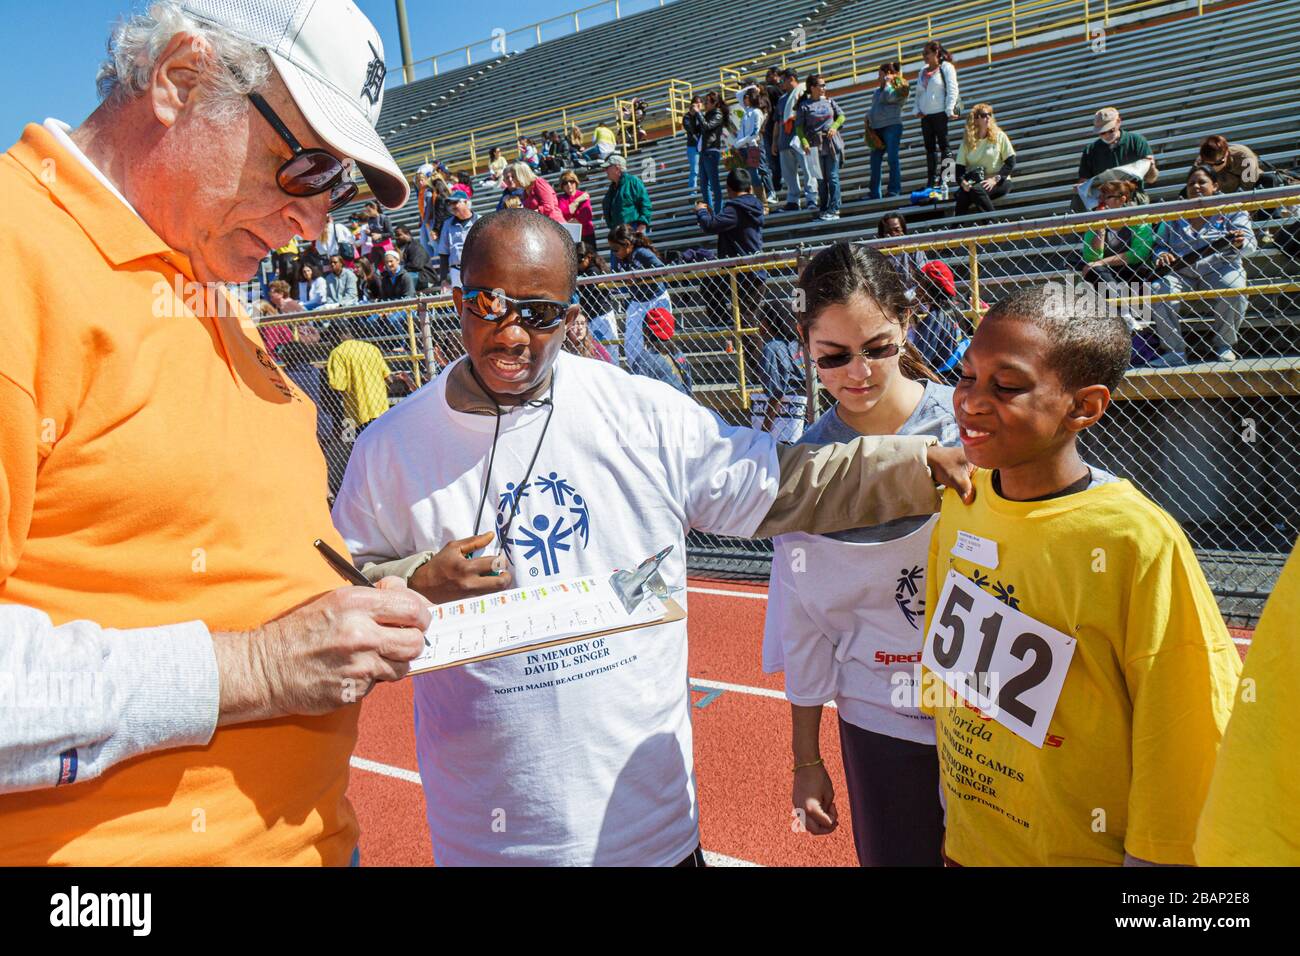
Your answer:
[874,191,1298,328]
[255,191,1297,411]
[389,77,693,177]
[719,0,1181,92]
[617,98,641,155]
[255,307,427,389]
[666,78,693,136]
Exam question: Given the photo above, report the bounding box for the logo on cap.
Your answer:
[361,41,386,106]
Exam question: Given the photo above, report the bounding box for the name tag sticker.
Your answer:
[951,531,1000,569]
[922,570,1077,748]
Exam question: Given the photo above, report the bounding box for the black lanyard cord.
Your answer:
[468,364,558,548]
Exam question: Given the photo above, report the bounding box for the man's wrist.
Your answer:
[213,628,276,726]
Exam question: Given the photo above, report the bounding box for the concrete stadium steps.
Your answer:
[373,0,826,157]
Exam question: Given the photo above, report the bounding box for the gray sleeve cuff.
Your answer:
[106,620,220,756]
[360,551,436,584]
[0,611,219,794]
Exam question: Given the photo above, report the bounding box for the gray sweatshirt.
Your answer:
[0,606,219,794]
[868,81,909,130]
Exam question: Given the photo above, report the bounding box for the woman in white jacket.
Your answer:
[915,40,960,191]
[764,242,957,867]
[734,85,774,206]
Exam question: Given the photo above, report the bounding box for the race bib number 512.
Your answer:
[922,571,1077,747]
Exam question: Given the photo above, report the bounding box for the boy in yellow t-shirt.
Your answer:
[1195,538,1300,865]
[921,283,1240,866]
[326,322,396,429]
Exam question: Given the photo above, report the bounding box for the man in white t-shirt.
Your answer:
[331,208,973,866]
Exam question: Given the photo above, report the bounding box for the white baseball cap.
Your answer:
[180,0,408,208]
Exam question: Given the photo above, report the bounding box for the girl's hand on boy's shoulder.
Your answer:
[927,444,975,504]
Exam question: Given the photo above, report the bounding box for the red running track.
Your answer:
[349,577,1253,867]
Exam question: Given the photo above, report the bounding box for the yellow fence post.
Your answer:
[1084,0,1091,39]
[926,14,932,38]
[968,241,981,328]
[730,271,749,411]
[406,309,422,389]
[850,35,858,82]
[1012,0,1018,46]
[468,131,477,174]
[896,38,903,65]
[986,19,992,65]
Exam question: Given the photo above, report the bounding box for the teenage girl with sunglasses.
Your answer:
[762,242,958,867]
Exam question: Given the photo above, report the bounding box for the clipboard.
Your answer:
[407,547,685,676]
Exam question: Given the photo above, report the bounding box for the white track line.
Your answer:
[692,676,830,705]
[702,850,762,867]
[687,586,768,600]
[350,755,421,784]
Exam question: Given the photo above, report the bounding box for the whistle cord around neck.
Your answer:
[469,366,558,548]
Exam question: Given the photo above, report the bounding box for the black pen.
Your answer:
[314,539,374,588]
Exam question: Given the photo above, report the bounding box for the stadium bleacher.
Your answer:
[360,0,1299,258]
[374,0,834,160]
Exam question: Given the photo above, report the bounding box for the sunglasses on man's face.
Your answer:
[813,342,901,369]
[461,286,571,331]
[248,93,359,212]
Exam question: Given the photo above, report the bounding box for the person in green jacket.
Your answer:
[601,154,652,233]
[1080,179,1155,324]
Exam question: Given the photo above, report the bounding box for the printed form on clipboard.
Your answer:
[409,546,685,675]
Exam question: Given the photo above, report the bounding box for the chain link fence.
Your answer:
[254,187,1300,625]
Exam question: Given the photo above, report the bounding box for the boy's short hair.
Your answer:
[984,283,1131,392]
[725,168,752,192]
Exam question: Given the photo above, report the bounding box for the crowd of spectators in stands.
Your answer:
[249,33,1298,424]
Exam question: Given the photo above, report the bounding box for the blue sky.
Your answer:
[0,0,627,142]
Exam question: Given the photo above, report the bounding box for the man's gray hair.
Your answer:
[96,1,272,123]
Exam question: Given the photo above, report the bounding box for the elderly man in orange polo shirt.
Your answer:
[0,0,431,864]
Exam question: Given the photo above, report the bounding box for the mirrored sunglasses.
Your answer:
[248,93,359,212]
[461,286,571,330]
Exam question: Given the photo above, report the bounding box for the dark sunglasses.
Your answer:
[461,286,571,331]
[973,111,992,119]
[813,342,901,369]
[248,92,359,212]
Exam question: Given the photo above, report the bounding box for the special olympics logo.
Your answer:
[496,472,592,577]
[895,565,925,630]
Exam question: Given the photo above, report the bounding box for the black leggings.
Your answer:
[920,113,952,187]
[838,716,944,866]
[955,177,1012,216]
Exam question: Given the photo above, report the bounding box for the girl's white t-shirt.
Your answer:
[763,382,958,744]
[332,351,780,865]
